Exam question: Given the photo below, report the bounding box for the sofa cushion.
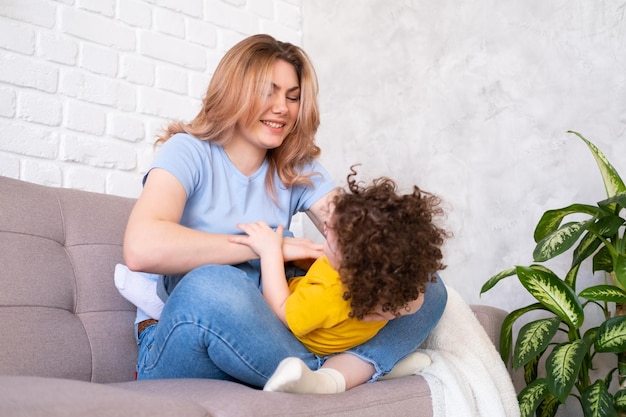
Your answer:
[113,376,433,417]
[0,177,138,383]
[0,376,210,417]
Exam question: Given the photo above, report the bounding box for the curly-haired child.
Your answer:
[231,168,449,394]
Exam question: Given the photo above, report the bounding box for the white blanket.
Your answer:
[419,286,520,417]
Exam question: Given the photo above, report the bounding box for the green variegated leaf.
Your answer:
[518,378,549,417]
[595,315,626,353]
[588,215,625,238]
[614,255,626,290]
[546,339,591,403]
[533,220,593,262]
[514,317,561,369]
[572,232,602,269]
[570,130,626,198]
[579,285,626,303]
[598,192,626,213]
[583,326,599,343]
[480,267,516,295]
[604,368,618,388]
[500,303,545,364]
[534,204,601,242]
[564,263,581,291]
[530,264,557,274]
[614,388,626,411]
[593,246,614,273]
[481,264,555,297]
[617,236,626,254]
[581,379,618,417]
[537,393,560,417]
[524,353,540,385]
[516,266,584,328]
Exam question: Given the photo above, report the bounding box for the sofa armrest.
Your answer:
[470,304,506,349]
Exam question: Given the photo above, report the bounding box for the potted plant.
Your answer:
[481,131,626,417]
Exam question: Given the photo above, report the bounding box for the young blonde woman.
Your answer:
[122,34,448,388]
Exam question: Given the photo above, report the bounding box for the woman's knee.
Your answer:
[177,265,248,292]
[167,265,257,310]
[425,274,448,315]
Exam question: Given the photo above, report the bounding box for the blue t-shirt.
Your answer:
[135,133,335,319]
[146,133,335,233]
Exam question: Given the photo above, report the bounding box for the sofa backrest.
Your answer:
[0,176,138,383]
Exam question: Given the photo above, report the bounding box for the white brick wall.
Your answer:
[0,0,302,197]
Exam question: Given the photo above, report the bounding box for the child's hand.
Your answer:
[231,222,284,258]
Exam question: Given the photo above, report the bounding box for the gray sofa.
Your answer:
[0,175,508,417]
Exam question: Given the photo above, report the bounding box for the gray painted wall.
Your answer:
[302,0,626,305]
[301,3,625,411]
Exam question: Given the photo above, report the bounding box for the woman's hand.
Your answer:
[281,236,324,263]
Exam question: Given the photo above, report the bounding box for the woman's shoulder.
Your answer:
[150,133,223,187]
[159,133,221,160]
[297,157,328,174]
[166,133,212,149]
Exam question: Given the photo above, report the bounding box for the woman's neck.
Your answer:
[222,140,267,177]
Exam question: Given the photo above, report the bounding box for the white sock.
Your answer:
[114,264,164,320]
[263,357,346,394]
[379,351,432,380]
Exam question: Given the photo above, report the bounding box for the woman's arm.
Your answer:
[123,168,258,274]
[124,168,327,275]
[305,188,337,234]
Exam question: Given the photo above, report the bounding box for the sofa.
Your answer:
[0,175,510,417]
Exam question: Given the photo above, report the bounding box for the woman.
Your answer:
[123,34,447,388]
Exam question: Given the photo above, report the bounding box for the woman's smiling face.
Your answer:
[233,59,301,153]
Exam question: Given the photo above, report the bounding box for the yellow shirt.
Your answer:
[285,256,387,356]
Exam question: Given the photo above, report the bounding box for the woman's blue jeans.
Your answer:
[136,264,447,387]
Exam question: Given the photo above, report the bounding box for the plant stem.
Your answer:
[617,303,626,387]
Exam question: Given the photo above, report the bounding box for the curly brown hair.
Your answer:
[331,168,449,320]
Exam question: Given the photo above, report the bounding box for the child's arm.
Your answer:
[230,222,290,326]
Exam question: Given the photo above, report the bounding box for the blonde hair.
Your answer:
[157,34,321,190]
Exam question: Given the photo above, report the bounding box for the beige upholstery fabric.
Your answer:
[0,376,210,417]
[113,376,433,417]
[471,304,507,347]
[0,177,137,383]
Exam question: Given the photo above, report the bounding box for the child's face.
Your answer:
[323,222,341,270]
